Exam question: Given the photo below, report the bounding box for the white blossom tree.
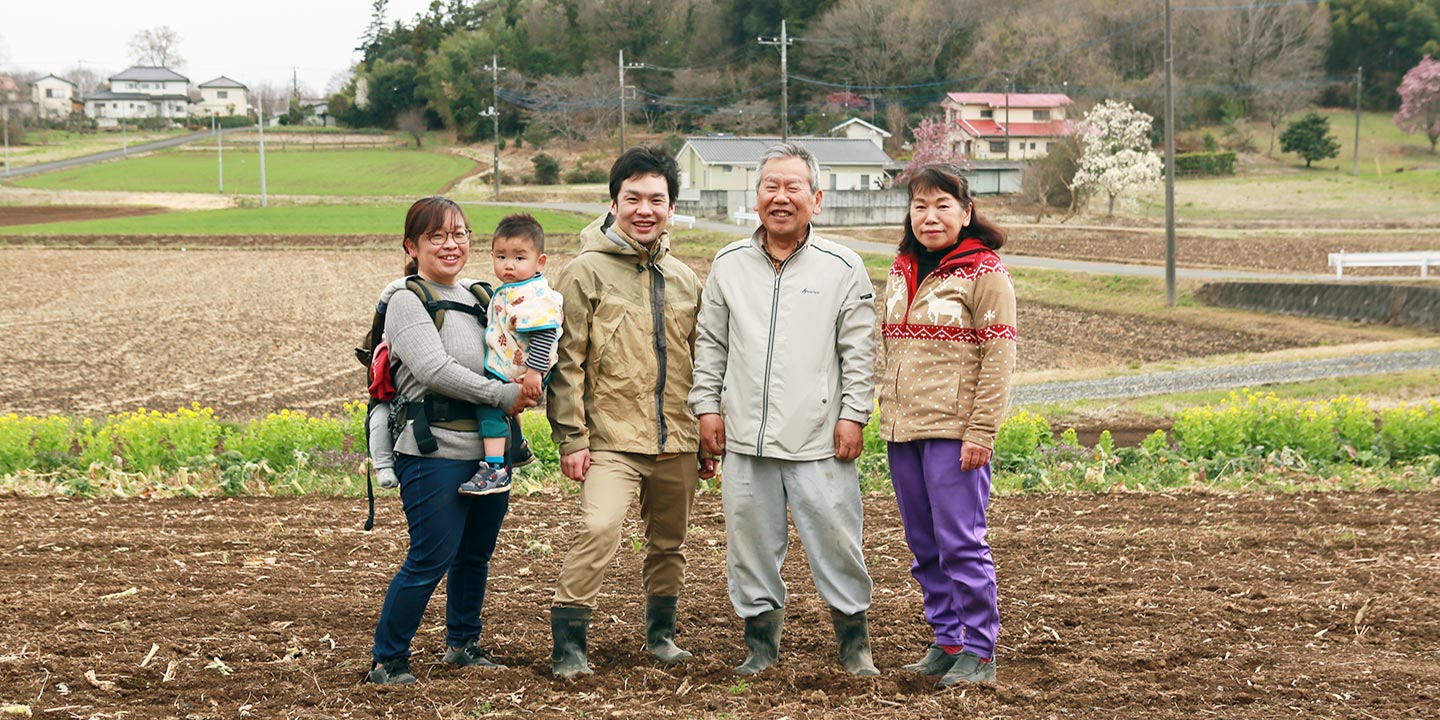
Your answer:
[1072,100,1163,217]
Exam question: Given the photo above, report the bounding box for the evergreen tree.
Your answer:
[1279,112,1341,167]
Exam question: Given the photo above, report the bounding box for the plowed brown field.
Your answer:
[1,491,1436,719]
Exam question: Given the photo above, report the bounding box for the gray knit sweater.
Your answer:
[385,280,522,460]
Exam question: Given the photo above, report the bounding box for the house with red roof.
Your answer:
[941,92,1073,161]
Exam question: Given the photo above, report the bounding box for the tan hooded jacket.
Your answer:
[546,214,702,456]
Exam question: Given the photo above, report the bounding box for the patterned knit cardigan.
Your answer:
[878,239,1018,449]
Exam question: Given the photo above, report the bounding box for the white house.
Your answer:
[829,117,892,150]
[31,74,79,119]
[84,66,190,125]
[194,76,248,117]
[941,92,1073,160]
[676,136,894,193]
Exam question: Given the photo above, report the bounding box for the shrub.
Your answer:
[532,153,560,184]
[1172,151,1236,176]
[994,410,1053,470]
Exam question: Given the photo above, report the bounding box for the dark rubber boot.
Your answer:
[830,608,880,676]
[734,608,784,676]
[550,606,594,680]
[645,595,693,665]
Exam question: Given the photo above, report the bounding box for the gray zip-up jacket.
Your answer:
[690,226,877,461]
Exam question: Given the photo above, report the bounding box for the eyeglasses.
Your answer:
[422,229,472,246]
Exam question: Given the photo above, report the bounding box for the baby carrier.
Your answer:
[355,276,528,529]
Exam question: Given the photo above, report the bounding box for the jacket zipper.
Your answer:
[754,250,793,456]
[648,261,669,453]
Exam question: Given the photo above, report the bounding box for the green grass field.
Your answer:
[0,204,591,236]
[1132,110,1440,224]
[12,149,476,196]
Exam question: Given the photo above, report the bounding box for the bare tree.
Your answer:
[804,0,978,93]
[396,106,426,147]
[63,66,105,96]
[128,26,185,68]
[1191,4,1328,116]
[523,70,616,146]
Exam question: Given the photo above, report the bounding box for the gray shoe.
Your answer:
[459,463,511,496]
[938,651,996,687]
[903,644,959,676]
[367,657,416,685]
[443,640,505,669]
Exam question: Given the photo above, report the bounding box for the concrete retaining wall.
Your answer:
[1196,281,1440,332]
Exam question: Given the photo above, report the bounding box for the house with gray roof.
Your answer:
[32,74,80,119]
[676,136,894,194]
[194,76,248,117]
[84,66,191,125]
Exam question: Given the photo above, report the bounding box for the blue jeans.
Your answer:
[372,454,509,662]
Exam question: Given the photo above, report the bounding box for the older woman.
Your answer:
[879,164,1017,688]
[368,196,535,685]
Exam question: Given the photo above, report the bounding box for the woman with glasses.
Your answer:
[878,164,1016,688]
[367,196,537,685]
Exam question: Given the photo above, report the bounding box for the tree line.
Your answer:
[332,0,1440,145]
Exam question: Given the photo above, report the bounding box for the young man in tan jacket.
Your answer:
[545,146,715,679]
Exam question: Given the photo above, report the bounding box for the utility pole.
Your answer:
[214,113,224,193]
[1004,78,1011,160]
[1163,0,1177,307]
[483,54,505,201]
[618,49,643,152]
[122,120,127,156]
[258,91,268,208]
[1353,66,1363,176]
[758,20,793,141]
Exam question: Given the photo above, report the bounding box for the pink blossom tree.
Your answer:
[1395,54,1440,154]
[900,117,966,182]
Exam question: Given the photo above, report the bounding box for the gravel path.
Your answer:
[1012,348,1440,405]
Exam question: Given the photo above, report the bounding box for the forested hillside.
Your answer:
[333,0,1440,144]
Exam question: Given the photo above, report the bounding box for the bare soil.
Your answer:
[0,205,168,227]
[0,244,1398,419]
[1,491,1435,719]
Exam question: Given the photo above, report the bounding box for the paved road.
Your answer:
[2,126,249,180]
[1012,348,1440,405]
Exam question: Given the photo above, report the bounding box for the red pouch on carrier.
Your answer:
[368,339,396,401]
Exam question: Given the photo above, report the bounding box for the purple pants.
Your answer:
[887,439,998,656]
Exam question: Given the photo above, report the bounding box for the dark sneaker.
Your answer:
[938,651,996,687]
[443,640,506,669]
[458,463,511,496]
[367,657,416,685]
[903,644,959,676]
[510,439,535,468]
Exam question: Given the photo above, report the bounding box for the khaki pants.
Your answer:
[553,451,699,608]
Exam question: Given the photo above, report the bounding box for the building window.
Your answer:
[980,109,993,119]
[720,164,732,173]
[1033,109,1051,121]
[989,141,1007,154]
[218,91,228,99]
[1030,142,1037,150]
[46,88,55,98]
[860,174,870,189]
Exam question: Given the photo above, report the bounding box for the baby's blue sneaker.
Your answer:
[458,463,511,496]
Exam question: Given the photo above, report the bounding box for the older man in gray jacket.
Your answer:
[690,141,879,677]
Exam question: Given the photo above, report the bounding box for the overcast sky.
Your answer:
[2,0,436,95]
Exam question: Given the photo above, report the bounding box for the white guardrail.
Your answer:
[731,209,760,226]
[1327,250,1440,279]
[671,213,696,229]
